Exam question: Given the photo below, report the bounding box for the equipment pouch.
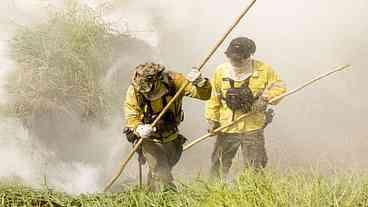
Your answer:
[222,78,255,114]
[123,127,139,143]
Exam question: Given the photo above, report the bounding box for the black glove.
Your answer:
[123,127,139,143]
[124,127,146,164]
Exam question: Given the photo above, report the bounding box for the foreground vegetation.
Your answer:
[1,169,368,207]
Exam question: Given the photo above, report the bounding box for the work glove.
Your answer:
[186,67,207,87]
[135,124,154,139]
[252,97,268,112]
[207,120,220,134]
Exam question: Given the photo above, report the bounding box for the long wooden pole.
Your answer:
[183,64,351,151]
[268,64,351,103]
[103,0,258,192]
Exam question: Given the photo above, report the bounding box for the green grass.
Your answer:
[1,169,368,207]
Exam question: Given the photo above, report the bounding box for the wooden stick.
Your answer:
[184,112,253,151]
[269,64,351,103]
[183,64,351,151]
[197,0,257,71]
[103,0,257,192]
[103,138,143,192]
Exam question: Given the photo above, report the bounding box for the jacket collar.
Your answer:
[224,59,264,80]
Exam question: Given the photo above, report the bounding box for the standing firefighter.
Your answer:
[124,63,212,191]
[206,37,287,177]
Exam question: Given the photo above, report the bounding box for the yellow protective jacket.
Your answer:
[206,60,287,133]
[124,71,212,142]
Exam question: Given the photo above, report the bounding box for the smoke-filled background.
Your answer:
[0,0,367,194]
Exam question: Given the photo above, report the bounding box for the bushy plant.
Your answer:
[7,4,120,122]
[3,3,154,159]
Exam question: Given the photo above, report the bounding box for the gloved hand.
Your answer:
[135,124,154,139]
[252,97,268,112]
[186,67,207,86]
[208,120,220,134]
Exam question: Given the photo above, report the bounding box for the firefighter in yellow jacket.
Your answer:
[124,63,211,191]
[206,37,287,177]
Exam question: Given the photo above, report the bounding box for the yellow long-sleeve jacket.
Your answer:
[206,60,287,133]
[124,71,212,142]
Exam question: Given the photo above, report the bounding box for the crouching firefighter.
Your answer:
[123,62,212,191]
[206,37,287,178]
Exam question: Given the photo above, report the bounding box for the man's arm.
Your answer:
[263,67,287,104]
[170,71,212,100]
[124,86,144,129]
[123,86,154,142]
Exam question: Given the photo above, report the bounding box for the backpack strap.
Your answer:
[134,88,153,124]
[160,72,181,117]
[161,72,176,96]
[240,78,250,87]
[222,77,235,88]
[133,87,146,110]
[133,72,179,125]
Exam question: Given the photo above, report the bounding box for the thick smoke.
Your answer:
[111,0,368,175]
[111,0,368,178]
[0,0,368,193]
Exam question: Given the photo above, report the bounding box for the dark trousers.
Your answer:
[142,135,184,191]
[210,130,267,178]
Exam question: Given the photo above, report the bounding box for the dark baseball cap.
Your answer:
[225,37,256,58]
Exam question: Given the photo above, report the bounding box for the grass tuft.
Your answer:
[1,169,368,207]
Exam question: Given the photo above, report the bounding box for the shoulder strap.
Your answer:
[222,78,235,88]
[240,77,251,88]
[132,86,146,110]
[161,72,176,96]
[133,86,155,124]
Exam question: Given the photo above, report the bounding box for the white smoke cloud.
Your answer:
[0,0,367,194]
